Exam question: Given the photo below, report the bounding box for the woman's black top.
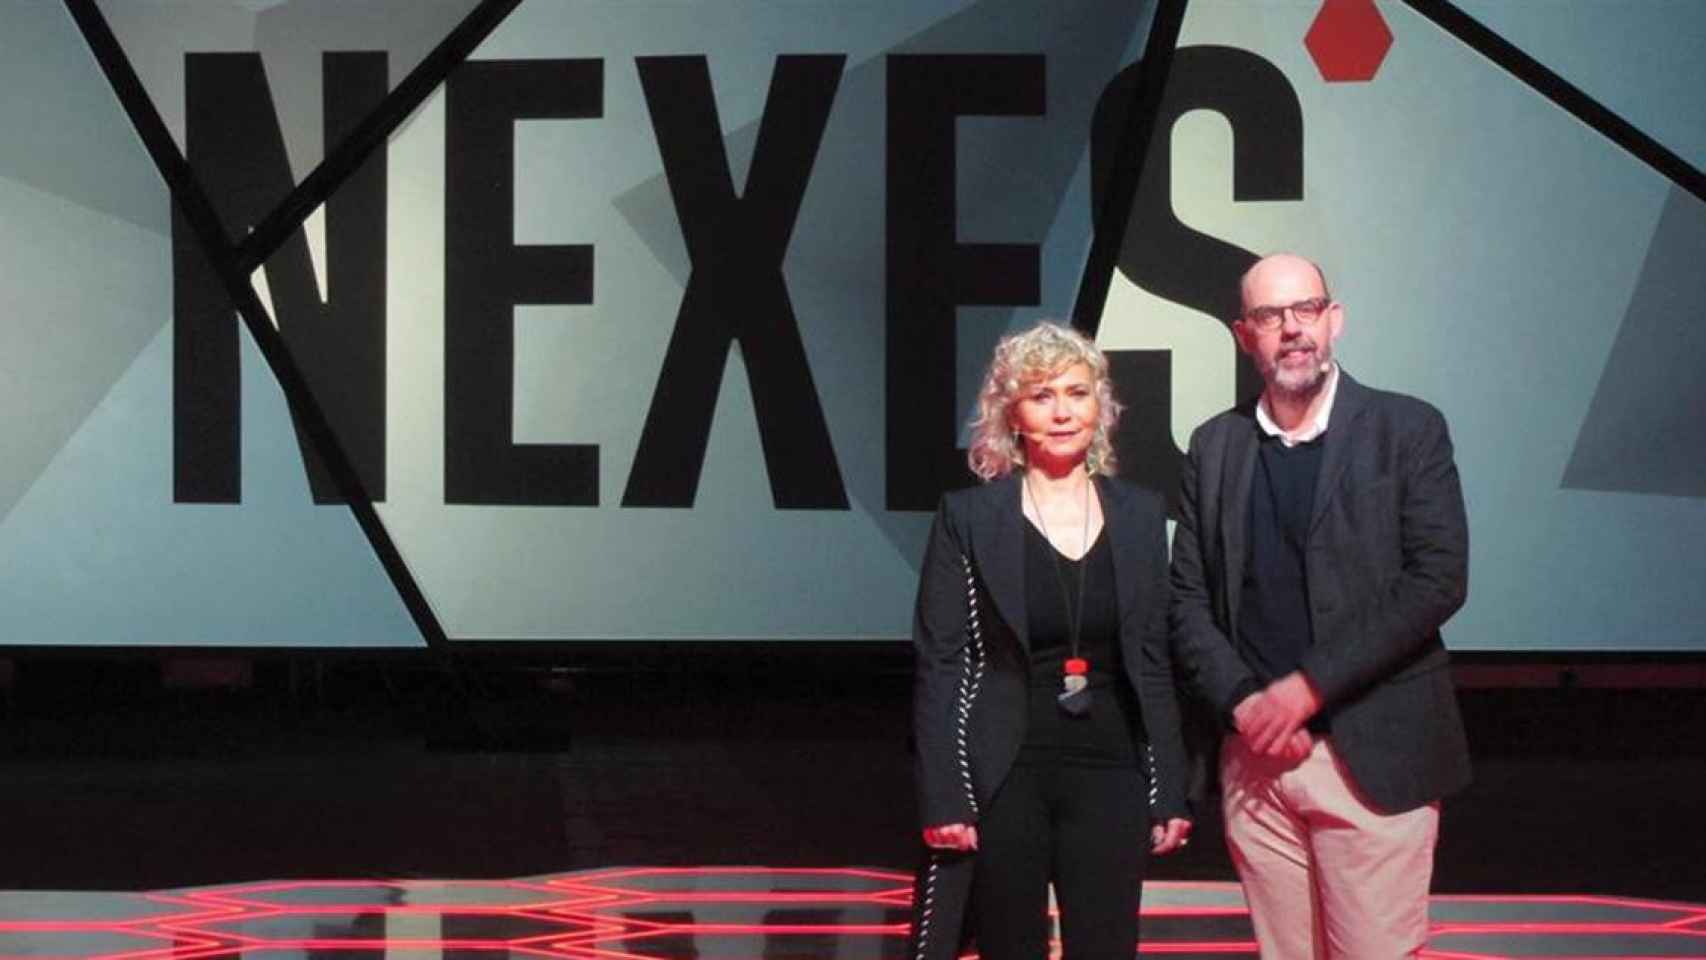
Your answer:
[1017,521,1145,768]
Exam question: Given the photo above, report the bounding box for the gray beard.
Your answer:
[1266,347,1332,398]
[1273,365,1325,397]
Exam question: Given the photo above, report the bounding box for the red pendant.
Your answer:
[1064,657,1089,676]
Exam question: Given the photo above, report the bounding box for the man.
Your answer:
[1170,253,1471,959]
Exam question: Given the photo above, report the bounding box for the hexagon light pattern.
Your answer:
[4,867,1705,958]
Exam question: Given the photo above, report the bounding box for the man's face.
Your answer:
[1236,257,1344,397]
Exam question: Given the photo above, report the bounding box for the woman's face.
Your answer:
[1009,362,1099,467]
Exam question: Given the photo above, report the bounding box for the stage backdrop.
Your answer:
[0,0,1701,650]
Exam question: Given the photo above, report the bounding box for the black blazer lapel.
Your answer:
[1311,371,1371,533]
[1096,476,1142,624]
[976,475,1029,650]
[1219,407,1259,627]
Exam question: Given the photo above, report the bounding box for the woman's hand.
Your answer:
[1149,817,1192,855]
[922,823,979,851]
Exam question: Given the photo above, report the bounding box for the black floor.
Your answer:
[1,660,1702,903]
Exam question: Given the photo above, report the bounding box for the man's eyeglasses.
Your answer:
[1240,297,1332,331]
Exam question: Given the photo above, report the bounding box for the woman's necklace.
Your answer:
[1025,469,1094,717]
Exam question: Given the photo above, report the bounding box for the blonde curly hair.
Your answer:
[966,321,1122,482]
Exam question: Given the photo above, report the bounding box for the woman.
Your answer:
[907,321,1192,960]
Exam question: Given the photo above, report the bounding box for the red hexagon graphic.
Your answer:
[1305,0,1395,82]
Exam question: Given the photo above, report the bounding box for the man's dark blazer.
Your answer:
[905,473,1189,960]
[1170,370,1472,815]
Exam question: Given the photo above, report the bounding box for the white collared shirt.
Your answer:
[1255,363,1340,447]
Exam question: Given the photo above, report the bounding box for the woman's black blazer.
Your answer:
[905,474,1190,960]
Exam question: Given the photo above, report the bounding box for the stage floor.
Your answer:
[4,867,1704,959]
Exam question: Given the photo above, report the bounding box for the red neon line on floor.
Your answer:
[1429,920,1706,936]
[1136,942,1258,954]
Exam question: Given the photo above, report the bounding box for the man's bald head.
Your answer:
[1240,254,1330,312]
